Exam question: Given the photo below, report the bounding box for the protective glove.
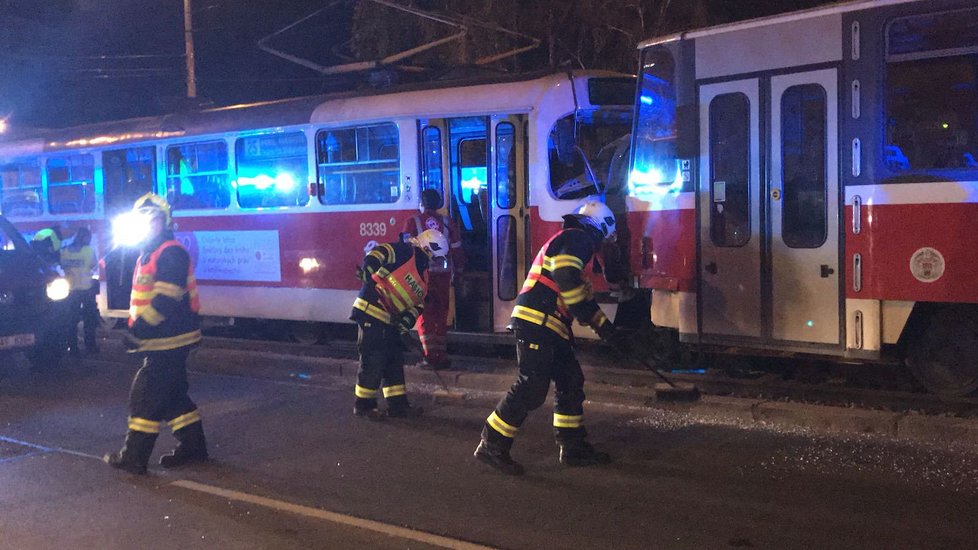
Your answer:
[122,333,142,351]
[355,266,368,283]
[395,312,416,333]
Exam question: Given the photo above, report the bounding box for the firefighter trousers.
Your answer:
[417,272,451,365]
[482,322,588,449]
[118,347,205,467]
[354,320,410,413]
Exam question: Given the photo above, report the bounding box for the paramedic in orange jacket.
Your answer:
[401,189,465,370]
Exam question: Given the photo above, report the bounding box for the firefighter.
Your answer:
[103,193,207,475]
[60,227,99,356]
[352,228,449,419]
[474,199,625,475]
[401,189,465,370]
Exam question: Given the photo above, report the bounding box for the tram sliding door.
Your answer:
[489,115,529,332]
[697,79,763,338]
[419,114,529,333]
[698,71,839,345]
[769,69,839,344]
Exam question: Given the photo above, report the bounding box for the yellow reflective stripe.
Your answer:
[386,277,414,310]
[590,310,609,329]
[168,409,201,431]
[511,306,570,340]
[545,317,571,339]
[353,298,392,324]
[375,267,391,279]
[153,281,185,299]
[543,254,583,272]
[130,290,155,301]
[383,385,406,398]
[553,413,583,428]
[560,284,589,306]
[128,416,162,434]
[487,412,518,438]
[134,330,202,352]
[140,305,165,326]
[355,385,379,398]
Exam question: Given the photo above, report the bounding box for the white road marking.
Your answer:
[170,479,496,550]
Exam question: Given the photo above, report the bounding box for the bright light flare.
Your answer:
[0,119,7,134]
[299,257,320,273]
[112,211,152,247]
[46,277,70,301]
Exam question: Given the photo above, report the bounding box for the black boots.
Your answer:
[159,422,209,468]
[558,441,612,467]
[474,440,524,476]
[104,431,157,475]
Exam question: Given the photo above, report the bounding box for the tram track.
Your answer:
[184,329,978,419]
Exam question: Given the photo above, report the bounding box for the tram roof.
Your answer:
[638,0,926,49]
[0,70,623,156]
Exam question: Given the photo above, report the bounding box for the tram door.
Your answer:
[698,70,839,345]
[419,115,528,333]
[101,146,157,312]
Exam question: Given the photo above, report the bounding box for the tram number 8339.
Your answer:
[359,222,388,237]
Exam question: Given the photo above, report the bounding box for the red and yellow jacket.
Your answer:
[511,228,612,340]
[129,235,201,352]
[351,241,429,328]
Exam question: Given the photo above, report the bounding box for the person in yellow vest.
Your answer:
[351,228,449,419]
[60,227,99,356]
[104,193,207,475]
[474,199,626,475]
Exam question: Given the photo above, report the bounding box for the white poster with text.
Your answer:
[176,230,281,282]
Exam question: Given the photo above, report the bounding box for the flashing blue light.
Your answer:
[238,172,296,192]
[626,160,684,199]
[640,95,654,106]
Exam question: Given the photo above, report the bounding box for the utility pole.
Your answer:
[183,0,197,98]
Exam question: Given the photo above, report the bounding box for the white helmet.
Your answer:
[577,198,617,242]
[413,229,449,259]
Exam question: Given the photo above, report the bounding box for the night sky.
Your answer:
[0,0,831,131]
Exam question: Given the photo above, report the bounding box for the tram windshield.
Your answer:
[548,108,633,201]
[628,47,680,200]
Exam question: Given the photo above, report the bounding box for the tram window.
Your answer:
[47,154,95,215]
[496,215,518,301]
[629,47,680,200]
[165,141,231,211]
[496,123,516,209]
[317,123,400,205]
[781,84,827,249]
[885,9,978,175]
[420,126,443,205]
[235,132,309,209]
[709,93,750,248]
[0,161,42,218]
[102,147,156,216]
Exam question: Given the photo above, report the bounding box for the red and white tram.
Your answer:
[0,71,634,342]
[626,0,978,396]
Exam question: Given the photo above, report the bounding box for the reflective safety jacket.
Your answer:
[511,228,612,340]
[351,241,429,327]
[129,237,201,352]
[60,244,96,291]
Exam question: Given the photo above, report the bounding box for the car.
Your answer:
[0,215,72,370]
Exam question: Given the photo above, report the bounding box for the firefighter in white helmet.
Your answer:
[104,193,208,474]
[351,228,449,419]
[474,197,625,475]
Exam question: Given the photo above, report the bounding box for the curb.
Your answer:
[114,343,978,448]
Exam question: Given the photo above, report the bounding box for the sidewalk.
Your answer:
[172,341,978,449]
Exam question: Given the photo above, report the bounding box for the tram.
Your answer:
[0,71,634,342]
[626,0,978,396]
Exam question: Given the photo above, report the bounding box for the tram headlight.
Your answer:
[112,211,152,248]
[46,277,70,301]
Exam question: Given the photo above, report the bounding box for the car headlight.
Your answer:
[46,277,70,301]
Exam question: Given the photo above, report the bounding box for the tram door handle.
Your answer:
[820,264,835,278]
[705,262,718,275]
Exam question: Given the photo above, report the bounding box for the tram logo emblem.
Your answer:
[910,247,945,283]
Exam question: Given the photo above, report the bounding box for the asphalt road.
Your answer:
[1,348,977,550]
